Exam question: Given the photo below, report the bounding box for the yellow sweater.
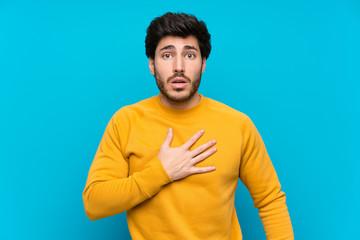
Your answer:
[83,95,294,240]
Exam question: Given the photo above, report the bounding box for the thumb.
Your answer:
[162,127,173,147]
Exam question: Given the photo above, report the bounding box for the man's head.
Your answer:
[145,12,211,108]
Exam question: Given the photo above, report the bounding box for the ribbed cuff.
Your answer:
[133,158,173,198]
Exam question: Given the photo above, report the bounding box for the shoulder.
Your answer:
[110,96,157,127]
[205,97,254,127]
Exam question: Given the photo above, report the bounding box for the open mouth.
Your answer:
[170,77,188,89]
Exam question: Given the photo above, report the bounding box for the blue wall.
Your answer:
[1,0,359,239]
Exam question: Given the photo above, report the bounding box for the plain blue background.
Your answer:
[1,0,359,239]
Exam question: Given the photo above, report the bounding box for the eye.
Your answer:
[185,53,195,59]
[162,53,172,59]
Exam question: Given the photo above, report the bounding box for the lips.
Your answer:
[169,77,188,89]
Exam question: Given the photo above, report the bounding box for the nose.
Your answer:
[173,55,184,73]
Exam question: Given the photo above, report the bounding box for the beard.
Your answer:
[154,68,202,104]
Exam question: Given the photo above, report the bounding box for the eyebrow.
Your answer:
[159,45,199,52]
[159,45,175,51]
[183,45,198,51]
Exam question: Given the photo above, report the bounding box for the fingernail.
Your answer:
[200,129,205,134]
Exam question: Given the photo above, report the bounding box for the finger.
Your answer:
[162,128,173,147]
[182,129,205,150]
[189,166,216,175]
[190,140,216,157]
[191,147,217,165]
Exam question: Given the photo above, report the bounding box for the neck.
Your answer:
[159,92,201,110]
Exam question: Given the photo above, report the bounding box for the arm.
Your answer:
[239,115,294,239]
[83,112,217,221]
[82,113,173,220]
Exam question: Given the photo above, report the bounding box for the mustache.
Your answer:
[167,73,191,83]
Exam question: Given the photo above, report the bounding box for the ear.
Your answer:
[149,58,155,75]
[201,58,206,74]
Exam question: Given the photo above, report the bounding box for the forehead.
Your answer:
[156,35,200,51]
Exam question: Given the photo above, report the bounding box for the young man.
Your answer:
[83,12,294,239]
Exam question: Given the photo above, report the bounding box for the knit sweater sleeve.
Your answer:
[82,110,173,221]
[239,114,294,239]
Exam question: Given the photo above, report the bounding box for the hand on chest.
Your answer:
[125,118,242,183]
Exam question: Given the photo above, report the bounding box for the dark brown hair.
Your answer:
[145,12,211,59]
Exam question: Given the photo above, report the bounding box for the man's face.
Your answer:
[149,35,206,103]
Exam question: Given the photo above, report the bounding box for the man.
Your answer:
[83,12,294,239]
